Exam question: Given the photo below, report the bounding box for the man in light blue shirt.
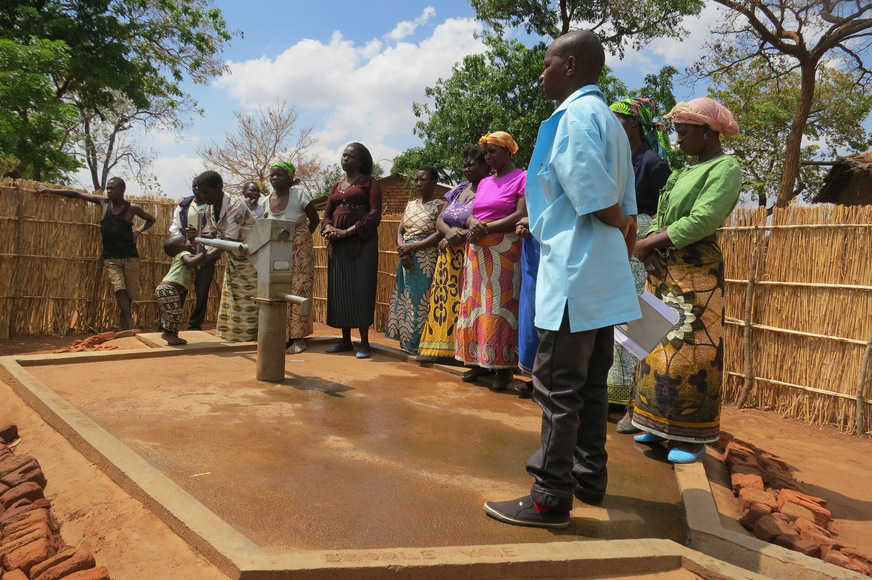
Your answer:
[484,29,641,529]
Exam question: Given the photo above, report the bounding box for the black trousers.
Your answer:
[179,258,217,330]
[525,308,614,512]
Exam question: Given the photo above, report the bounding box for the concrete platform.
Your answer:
[1,335,863,579]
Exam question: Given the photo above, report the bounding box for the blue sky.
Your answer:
[90,0,724,199]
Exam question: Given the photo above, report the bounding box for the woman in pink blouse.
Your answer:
[455,132,527,390]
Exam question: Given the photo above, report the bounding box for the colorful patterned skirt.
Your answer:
[608,213,653,405]
[287,224,315,339]
[632,237,725,443]
[418,235,465,359]
[216,251,258,342]
[386,236,438,353]
[455,232,522,369]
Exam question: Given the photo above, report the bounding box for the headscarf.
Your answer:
[665,98,739,137]
[271,161,302,186]
[610,97,671,162]
[478,131,519,155]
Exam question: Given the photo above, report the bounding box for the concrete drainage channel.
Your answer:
[0,336,863,580]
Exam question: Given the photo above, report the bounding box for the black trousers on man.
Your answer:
[180,258,217,330]
[525,308,614,512]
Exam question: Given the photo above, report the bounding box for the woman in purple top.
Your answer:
[456,132,527,390]
[417,145,491,362]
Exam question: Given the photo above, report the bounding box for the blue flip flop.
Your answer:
[667,446,706,464]
[634,432,667,444]
[355,350,371,359]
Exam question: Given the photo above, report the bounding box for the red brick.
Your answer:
[823,548,871,575]
[0,426,18,445]
[0,482,44,509]
[731,472,764,495]
[714,431,734,453]
[776,491,831,528]
[0,456,35,480]
[0,447,13,462]
[759,452,791,472]
[763,470,801,492]
[724,442,756,469]
[737,487,778,512]
[841,546,872,568]
[753,513,798,542]
[2,570,28,580]
[794,517,833,539]
[32,548,96,580]
[780,501,815,522]
[61,566,111,580]
[0,499,50,525]
[777,489,828,508]
[1,521,52,545]
[0,508,51,532]
[0,526,51,561]
[2,537,54,575]
[0,459,46,489]
[773,534,822,558]
[739,503,772,530]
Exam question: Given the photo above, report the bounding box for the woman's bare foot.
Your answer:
[286,338,307,354]
[161,331,187,345]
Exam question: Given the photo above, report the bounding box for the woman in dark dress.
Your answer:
[321,142,383,359]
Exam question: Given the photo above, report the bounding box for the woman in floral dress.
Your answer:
[631,98,742,464]
[386,166,445,353]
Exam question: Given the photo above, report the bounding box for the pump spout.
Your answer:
[193,237,248,255]
[280,293,311,318]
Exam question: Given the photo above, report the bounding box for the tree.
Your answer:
[0,0,232,180]
[0,38,80,179]
[470,0,704,56]
[395,37,680,183]
[696,0,872,206]
[707,56,872,206]
[73,94,194,193]
[197,100,322,194]
[396,38,571,182]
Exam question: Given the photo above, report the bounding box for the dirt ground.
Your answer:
[1,327,871,579]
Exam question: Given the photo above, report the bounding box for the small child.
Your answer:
[156,235,208,345]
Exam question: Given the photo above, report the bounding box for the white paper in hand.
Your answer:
[614,291,680,359]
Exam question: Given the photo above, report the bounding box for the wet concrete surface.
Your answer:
[27,343,684,554]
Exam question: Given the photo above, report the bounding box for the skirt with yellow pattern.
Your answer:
[632,237,724,443]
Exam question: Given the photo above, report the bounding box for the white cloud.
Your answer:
[211,16,485,171]
[386,7,437,41]
[609,3,727,77]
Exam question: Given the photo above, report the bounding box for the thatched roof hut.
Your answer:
[812,152,872,205]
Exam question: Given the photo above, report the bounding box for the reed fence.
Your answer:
[719,205,872,435]
[3,180,870,434]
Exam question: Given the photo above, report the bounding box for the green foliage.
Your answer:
[470,0,704,57]
[0,0,232,180]
[402,38,552,183]
[315,166,343,198]
[396,36,681,184]
[708,57,872,206]
[0,38,80,178]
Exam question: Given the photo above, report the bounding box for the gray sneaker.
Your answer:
[483,495,570,529]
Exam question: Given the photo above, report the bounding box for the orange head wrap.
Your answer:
[478,131,519,155]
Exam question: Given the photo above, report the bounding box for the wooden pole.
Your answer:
[737,228,763,409]
[6,185,24,339]
[855,315,872,436]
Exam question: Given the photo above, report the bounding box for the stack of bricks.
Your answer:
[52,331,138,354]
[717,432,872,577]
[0,425,110,580]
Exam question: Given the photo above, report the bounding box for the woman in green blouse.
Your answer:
[629,98,742,464]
